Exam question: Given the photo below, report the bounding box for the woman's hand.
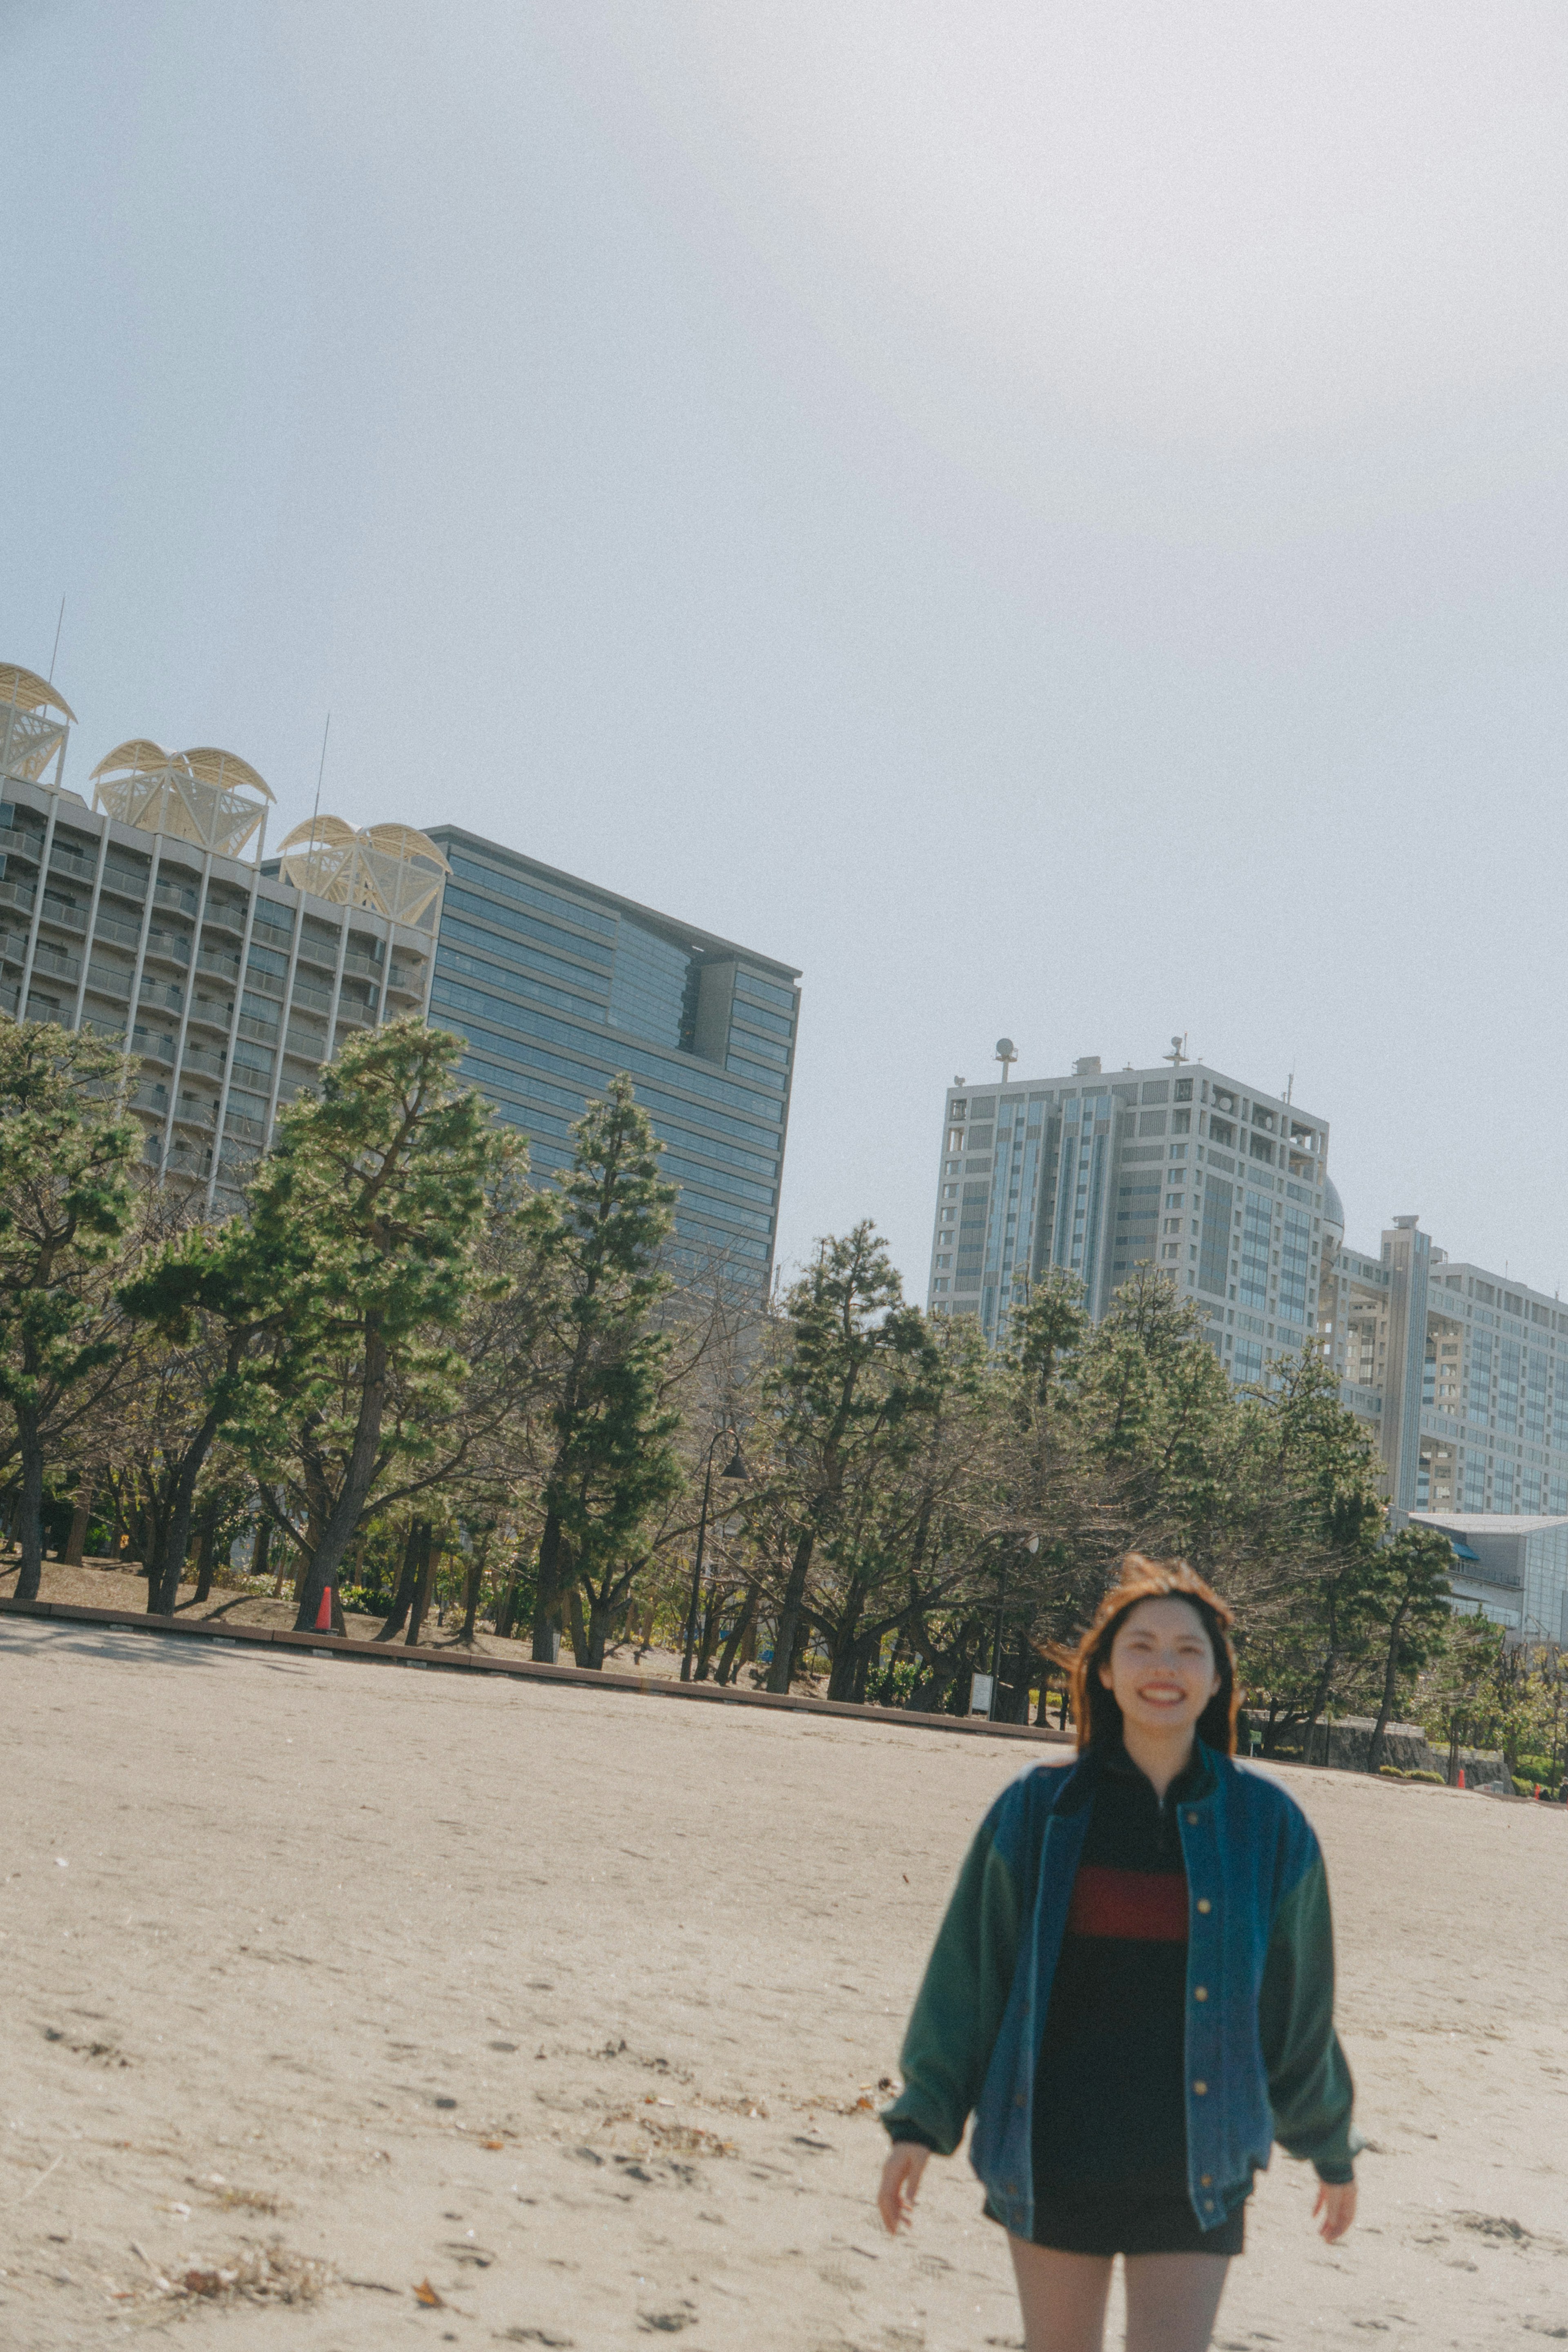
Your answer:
[1314,2179,1356,2243]
[878,2143,930,2235]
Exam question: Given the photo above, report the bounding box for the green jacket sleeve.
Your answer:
[880,1813,1022,2158]
[1258,1848,1359,2183]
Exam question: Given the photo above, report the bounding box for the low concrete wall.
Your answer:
[0,1595,1076,1748]
[1304,1718,1441,1775]
[1303,1716,1514,1791]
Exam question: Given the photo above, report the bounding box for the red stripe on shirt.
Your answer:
[1066,1863,1189,1942]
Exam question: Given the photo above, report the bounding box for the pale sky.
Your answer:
[6,3,1568,1293]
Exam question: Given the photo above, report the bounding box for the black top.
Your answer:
[888,1741,1201,2197]
[1033,1743,1200,2196]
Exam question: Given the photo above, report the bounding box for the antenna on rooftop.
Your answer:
[1163,1033,1187,1068]
[47,596,64,686]
[307,712,330,865]
[995,1037,1017,1083]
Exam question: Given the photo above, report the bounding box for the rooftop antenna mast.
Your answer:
[995,1036,1017,1084]
[1163,1032,1187,1068]
[306,712,330,873]
[47,595,64,685]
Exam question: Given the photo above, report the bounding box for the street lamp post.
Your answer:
[988,1531,1040,1722]
[681,1423,748,1683]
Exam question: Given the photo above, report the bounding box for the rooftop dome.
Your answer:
[1322,1174,1345,1242]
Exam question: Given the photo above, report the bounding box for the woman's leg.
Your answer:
[1122,2253,1231,2352]
[1007,2239,1114,2352]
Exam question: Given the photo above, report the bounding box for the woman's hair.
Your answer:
[1051,1554,1238,1755]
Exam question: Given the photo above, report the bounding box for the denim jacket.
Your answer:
[881,1743,1357,2236]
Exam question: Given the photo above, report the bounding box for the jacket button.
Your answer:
[1196,1897,1212,1914]
[1205,2198,1215,2212]
[1015,2091,1027,2108]
[1194,1986,1208,2001]
[1187,1810,1199,1824]
[1193,2080,1208,2096]
[1200,2175,1212,2187]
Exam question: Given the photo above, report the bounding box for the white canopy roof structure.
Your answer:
[1,662,76,787]
[0,664,76,723]
[277,816,450,930]
[90,740,272,861]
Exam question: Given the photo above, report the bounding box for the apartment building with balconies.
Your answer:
[0,662,443,1204]
[926,1048,1332,1381]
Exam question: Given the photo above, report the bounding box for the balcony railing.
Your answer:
[138,976,184,1012]
[30,942,81,983]
[152,878,199,916]
[93,911,143,951]
[143,927,192,968]
[47,843,99,884]
[38,894,86,934]
[197,946,241,982]
[182,1044,227,1081]
[0,878,37,916]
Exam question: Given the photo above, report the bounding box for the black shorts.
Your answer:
[987,2184,1246,2258]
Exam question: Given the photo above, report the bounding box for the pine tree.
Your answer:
[0,1020,138,1600]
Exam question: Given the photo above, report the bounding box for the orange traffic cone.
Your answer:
[314,1583,333,1632]
[1457,1766,1466,1790]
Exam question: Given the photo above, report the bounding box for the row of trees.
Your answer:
[0,1012,1544,1775]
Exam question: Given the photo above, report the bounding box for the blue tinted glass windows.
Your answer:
[1497,1340,1520,1435]
[1467,1331,1493,1420]
[1278,1208,1311,1323]
[1198,1175,1232,1297]
[1238,1188,1272,1308]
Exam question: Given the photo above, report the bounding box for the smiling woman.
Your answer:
[876,1554,1359,2352]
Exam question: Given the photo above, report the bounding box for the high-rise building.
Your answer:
[1323,1217,1568,1529]
[420,824,799,1286]
[1,664,799,1282]
[1,664,442,1205]
[926,1050,1333,1378]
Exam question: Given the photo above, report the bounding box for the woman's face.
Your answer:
[1098,1596,1221,1739]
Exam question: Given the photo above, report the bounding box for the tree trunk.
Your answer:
[292,1324,390,1631]
[531,1505,564,1662]
[586,1586,620,1672]
[405,1525,437,1647]
[13,1406,45,1603]
[149,1391,229,1615]
[714,1583,759,1686]
[64,1473,95,1567]
[568,1585,590,1666]
[376,1518,424,1641]
[494,1558,527,1641]
[696,1582,725,1681]
[766,1530,814,1693]
[192,1503,220,1604]
[1366,1597,1412,1774]
[458,1550,483,1645]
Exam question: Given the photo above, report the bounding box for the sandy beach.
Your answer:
[3,1612,1568,2350]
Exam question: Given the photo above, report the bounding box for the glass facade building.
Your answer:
[422,825,798,1285]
